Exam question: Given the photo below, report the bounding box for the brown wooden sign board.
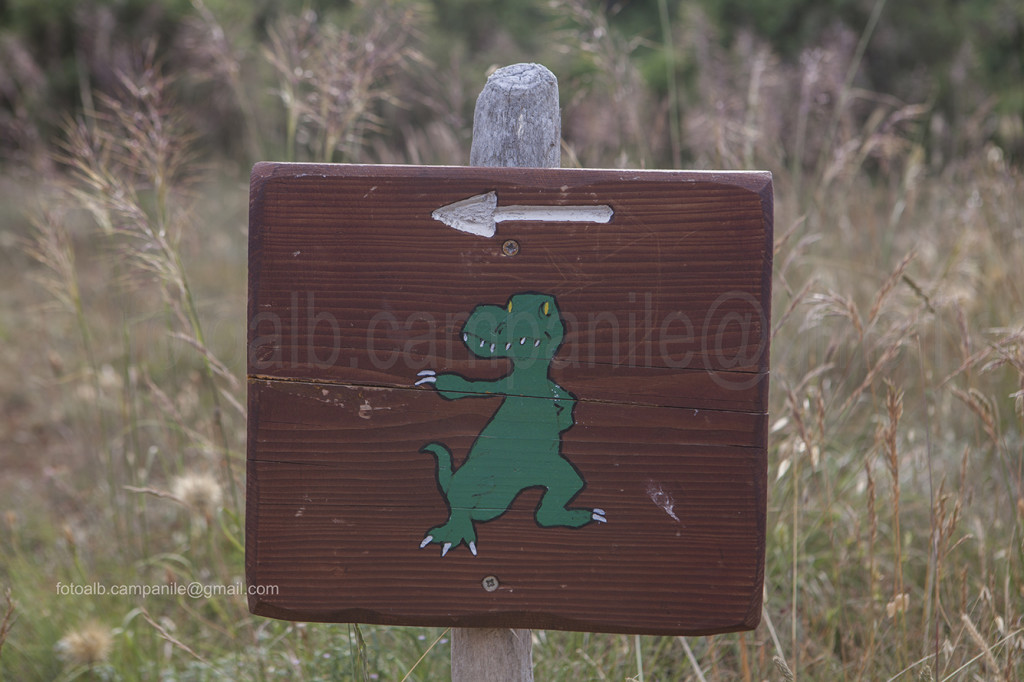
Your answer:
[247,162,773,636]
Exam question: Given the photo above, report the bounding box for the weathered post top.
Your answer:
[469,63,561,168]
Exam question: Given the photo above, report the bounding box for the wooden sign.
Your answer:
[246,162,773,636]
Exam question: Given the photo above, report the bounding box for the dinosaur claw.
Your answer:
[414,376,437,386]
[441,542,452,557]
[420,535,434,549]
[469,542,477,556]
[592,509,607,523]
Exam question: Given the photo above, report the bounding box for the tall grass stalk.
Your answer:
[26,205,120,511]
[263,0,423,163]
[677,636,709,682]
[61,54,241,512]
[813,0,890,200]
[0,589,13,660]
[881,382,908,665]
[656,0,682,168]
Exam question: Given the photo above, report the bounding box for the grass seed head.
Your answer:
[56,620,113,667]
[885,592,910,618]
[171,472,222,519]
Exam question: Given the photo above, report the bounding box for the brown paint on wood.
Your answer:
[247,162,772,636]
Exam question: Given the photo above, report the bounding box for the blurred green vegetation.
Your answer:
[1,0,1021,170]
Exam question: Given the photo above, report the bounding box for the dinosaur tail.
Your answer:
[421,443,453,493]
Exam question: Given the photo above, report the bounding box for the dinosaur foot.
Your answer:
[419,518,479,557]
[420,534,476,557]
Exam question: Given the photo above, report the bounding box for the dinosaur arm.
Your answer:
[434,373,503,399]
[415,371,507,400]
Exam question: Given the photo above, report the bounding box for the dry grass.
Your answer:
[0,1,1022,680]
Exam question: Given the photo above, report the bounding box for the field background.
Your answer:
[1,0,1022,679]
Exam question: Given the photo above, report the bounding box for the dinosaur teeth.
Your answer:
[534,339,541,347]
[489,343,495,353]
[505,342,512,350]
[462,333,468,343]
[519,337,526,345]
[479,339,485,348]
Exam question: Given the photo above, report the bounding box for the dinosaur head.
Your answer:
[461,293,564,365]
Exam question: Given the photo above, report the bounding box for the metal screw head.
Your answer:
[501,239,520,257]
[481,575,499,592]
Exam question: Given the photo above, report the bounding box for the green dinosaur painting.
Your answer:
[414,292,606,557]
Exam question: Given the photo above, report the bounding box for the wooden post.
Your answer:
[469,62,560,169]
[451,627,533,682]
[450,61,560,682]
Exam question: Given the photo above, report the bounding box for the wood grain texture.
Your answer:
[247,162,772,635]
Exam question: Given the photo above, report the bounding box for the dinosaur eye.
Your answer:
[542,301,550,316]
[507,300,513,313]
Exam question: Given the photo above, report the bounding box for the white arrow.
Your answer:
[431,191,614,238]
